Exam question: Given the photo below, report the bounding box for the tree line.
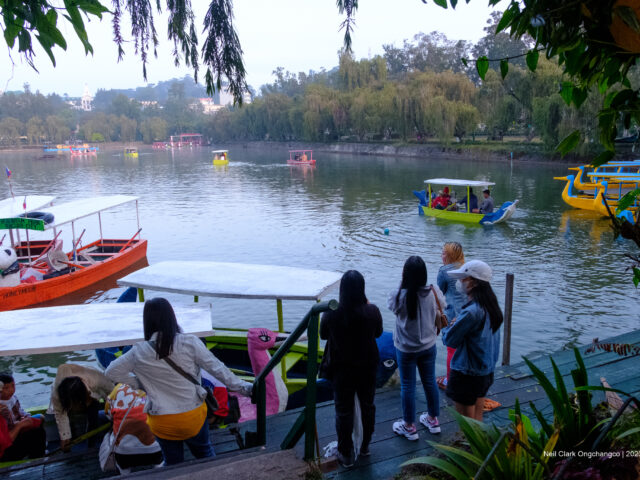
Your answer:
[0,13,620,153]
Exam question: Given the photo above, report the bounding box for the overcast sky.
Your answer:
[0,1,498,97]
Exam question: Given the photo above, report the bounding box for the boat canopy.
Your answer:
[212,150,228,154]
[0,195,55,218]
[586,172,640,179]
[424,178,496,187]
[0,304,213,356]
[33,195,138,230]
[119,261,341,301]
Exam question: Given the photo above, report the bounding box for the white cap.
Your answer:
[448,260,492,282]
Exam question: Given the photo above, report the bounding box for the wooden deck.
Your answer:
[3,329,640,479]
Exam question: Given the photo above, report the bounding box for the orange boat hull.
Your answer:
[0,239,148,312]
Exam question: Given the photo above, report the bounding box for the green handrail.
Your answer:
[251,299,337,460]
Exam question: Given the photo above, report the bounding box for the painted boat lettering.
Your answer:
[2,285,36,299]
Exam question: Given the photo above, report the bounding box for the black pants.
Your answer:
[332,367,377,457]
[2,426,46,461]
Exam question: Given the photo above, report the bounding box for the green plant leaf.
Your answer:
[496,5,515,33]
[634,268,640,288]
[615,189,640,213]
[615,5,640,33]
[616,426,640,439]
[500,59,509,79]
[401,456,467,479]
[432,0,448,8]
[431,443,482,476]
[556,130,581,156]
[526,49,539,72]
[559,82,573,105]
[476,56,489,80]
[591,150,615,168]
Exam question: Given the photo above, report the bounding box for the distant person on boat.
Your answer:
[435,243,467,391]
[301,152,308,162]
[320,270,383,468]
[444,260,502,422]
[389,256,444,442]
[0,372,46,461]
[432,189,450,210]
[105,298,253,466]
[458,188,478,212]
[473,189,494,214]
[50,364,115,451]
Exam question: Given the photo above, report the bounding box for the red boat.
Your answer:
[287,150,316,166]
[0,195,147,311]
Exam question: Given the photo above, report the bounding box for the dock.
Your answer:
[2,329,639,479]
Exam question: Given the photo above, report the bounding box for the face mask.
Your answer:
[456,279,468,294]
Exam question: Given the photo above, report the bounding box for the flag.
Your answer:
[23,196,27,210]
[5,167,11,179]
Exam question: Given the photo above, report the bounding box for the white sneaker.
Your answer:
[420,413,441,434]
[392,420,419,441]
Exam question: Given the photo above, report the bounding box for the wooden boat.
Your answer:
[415,178,518,225]
[287,150,315,166]
[212,149,229,166]
[116,261,398,407]
[124,147,139,158]
[0,195,147,311]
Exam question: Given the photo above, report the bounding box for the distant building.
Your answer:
[193,98,225,115]
[218,86,252,106]
[139,100,160,110]
[81,84,93,111]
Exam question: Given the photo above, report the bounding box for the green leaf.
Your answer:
[401,456,468,479]
[633,269,640,288]
[560,82,573,105]
[432,0,448,8]
[476,56,489,80]
[450,0,458,8]
[461,57,468,67]
[496,6,515,34]
[616,427,640,439]
[556,130,581,156]
[526,49,539,72]
[572,87,588,108]
[500,59,509,79]
[615,189,640,213]
[591,150,615,168]
[615,5,640,33]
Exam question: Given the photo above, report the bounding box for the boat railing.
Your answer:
[248,299,337,460]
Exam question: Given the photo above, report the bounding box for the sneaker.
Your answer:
[359,445,371,457]
[420,413,441,434]
[392,420,419,441]
[336,450,354,468]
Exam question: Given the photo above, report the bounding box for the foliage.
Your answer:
[524,348,602,454]
[401,410,558,480]
[610,409,640,450]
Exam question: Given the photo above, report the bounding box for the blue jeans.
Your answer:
[155,420,214,466]
[397,345,439,425]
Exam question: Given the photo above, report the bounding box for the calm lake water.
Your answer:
[1,146,639,407]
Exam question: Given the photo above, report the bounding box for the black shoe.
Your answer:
[359,445,371,457]
[336,450,354,468]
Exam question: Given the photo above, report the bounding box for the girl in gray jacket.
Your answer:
[388,256,446,440]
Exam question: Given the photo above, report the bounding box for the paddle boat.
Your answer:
[560,161,640,190]
[414,178,518,225]
[287,150,315,166]
[115,261,398,408]
[212,149,229,166]
[69,146,98,156]
[0,195,147,311]
[124,147,139,158]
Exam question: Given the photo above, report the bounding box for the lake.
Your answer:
[1,146,638,407]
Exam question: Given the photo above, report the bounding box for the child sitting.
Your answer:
[0,372,46,461]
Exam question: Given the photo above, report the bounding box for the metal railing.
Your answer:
[249,300,337,460]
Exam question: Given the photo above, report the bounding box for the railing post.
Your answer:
[304,311,320,460]
[256,381,267,446]
[502,273,514,366]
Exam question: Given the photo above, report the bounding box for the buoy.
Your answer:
[384,228,390,235]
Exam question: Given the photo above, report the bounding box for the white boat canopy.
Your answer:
[35,195,138,230]
[424,178,496,187]
[119,261,342,301]
[0,195,55,218]
[211,150,228,154]
[0,304,213,356]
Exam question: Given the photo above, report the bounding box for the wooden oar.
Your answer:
[118,228,142,253]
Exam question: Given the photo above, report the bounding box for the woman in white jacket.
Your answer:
[388,256,445,441]
[106,298,252,466]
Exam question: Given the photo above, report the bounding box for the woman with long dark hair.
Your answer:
[388,256,445,441]
[320,270,382,468]
[106,298,252,466]
[444,260,503,421]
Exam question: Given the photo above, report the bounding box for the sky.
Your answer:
[0,1,499,97]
